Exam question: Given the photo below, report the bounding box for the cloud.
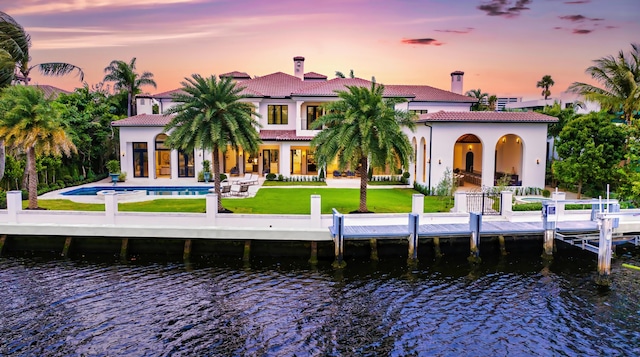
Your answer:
[477,0,532,18]
[434,28,474,34]
[559,14,604,22]
[573,29,592,34]
[401,38,444,46]
[564,0,590,4]
[6,0,207,15]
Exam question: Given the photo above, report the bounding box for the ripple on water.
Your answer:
[0,251,639,356]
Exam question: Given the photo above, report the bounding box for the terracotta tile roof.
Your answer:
[388,85,476,103]
[304,72,327,80]
[260,130,314,141]
[417,111,558,123]
[152,89,184,99]
[31,84,71,99]
[220,71,251,80]
[292,78,412,97]
[241,72,307,98]
[111,114,173,127]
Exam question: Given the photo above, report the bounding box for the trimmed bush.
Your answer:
[542,189,551,198]
[266,173,277,181]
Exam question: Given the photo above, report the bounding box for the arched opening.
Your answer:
[420,137,427,183]
[454,134,482,188]
[412,137,418,180]
[155,134,170,178]
[495,134,523,186]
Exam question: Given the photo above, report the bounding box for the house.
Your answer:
[112,57,556,189]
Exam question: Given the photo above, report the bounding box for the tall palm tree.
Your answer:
[537,75,555,100]
[0,11,84,85]
[568,43,640,126]
[465,89,488,111]
[488,95,498,111]
[103,57,157,117]
[311,82,416,213]
[0,85,76,209]
[164,74,262,213]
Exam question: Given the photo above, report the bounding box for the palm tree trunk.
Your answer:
[212,146,223,212]
[358,156,369,212]
[27,147,38,209]
[0,140,5,181]
[127,91,132,117]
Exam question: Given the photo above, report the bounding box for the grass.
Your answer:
[34,188,453,214]
[262,181,327,187]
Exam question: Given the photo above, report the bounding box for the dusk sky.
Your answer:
[4,0,639,99]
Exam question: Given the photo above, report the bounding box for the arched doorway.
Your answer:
[495,134,523,186]
[454,134,482,187]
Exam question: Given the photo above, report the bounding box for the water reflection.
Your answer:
[0,247,639,356]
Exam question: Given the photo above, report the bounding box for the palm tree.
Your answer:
[0,85,76,209]
[311,82,416,213]
[537,75,555,100]
[103,57,157,117]
[164,74,262,213]
[568,43,640,126]
[488,95,498,111]
[465,89,489,111]
[0,11,84,85]
[0,11,83,182]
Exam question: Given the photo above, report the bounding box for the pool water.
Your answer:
[518,196,551,203]
[62,186,214,196]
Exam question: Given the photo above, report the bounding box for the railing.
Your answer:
[466,192,502,215]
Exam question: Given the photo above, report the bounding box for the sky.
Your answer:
[3,0,639,100]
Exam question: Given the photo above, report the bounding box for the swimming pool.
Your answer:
[517,196,551,203]
[62,186,214,196]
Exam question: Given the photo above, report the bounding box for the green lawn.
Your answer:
[35,188,452,214]
[262,180,327,187]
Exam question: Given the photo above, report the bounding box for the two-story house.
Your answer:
[112,57,556,189]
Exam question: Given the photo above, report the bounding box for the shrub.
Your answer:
[266,173,277,181]
[402,172,410,179]
[220,173,227,181]
[542,189,551,198]
[118,172,127,182]
[198,171,204,182]
[106,160,120,173]
[278,174,284,181]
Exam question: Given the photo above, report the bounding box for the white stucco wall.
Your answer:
[408,122,549,189]
[408,102,471,112]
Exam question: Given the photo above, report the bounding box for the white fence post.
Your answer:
[7,191,22,223]
[412,194,424,214]
[501,191,513,217]
[552,191,566,219]
[454,192,467,213]
[104,192,117,225]
[206,193,218,225]
[311,195,321,228]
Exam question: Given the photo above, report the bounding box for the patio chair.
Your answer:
[220,184,232,197]
[230,184,249,197]
[232,173,251,184]
[333,170,342,178]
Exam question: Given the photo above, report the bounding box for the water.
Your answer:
[62,186,214,196]
[1,246,639,356]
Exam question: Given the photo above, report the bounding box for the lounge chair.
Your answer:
[232,173,251,184]
[230,184,249,197]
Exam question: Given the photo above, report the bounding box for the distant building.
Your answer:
[504,92,600,114]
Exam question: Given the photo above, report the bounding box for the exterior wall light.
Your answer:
[438,159,442,165]
[536,159,540,165]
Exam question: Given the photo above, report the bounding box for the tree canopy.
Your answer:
[103,57,156,117]
[311,82,415,212]
[537,75,555,100]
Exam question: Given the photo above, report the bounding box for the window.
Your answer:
[268,105,288,125]
[409,109,429,117]
[306,106,322,129]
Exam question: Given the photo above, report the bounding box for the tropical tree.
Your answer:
[0,85,76,209]
[0,11,83,182]
[103,57,157,117]
[553,111,625,198]
[163,74,261,212]
[537,75,555,100]
[465,89,488,111]
[568,43,640,126]
[335,69,355,78]
[0,12,84,85]
[311,82,416,212]
[487,95,498,111]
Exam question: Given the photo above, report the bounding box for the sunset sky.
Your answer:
[4,0,639,100]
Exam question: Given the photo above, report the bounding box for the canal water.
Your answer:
[1,244,639,356]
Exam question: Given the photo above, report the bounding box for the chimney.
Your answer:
[450,70,464,94]
[293,56,305,80]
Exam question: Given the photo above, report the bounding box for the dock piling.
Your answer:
[468,212,481,263]
[596,217,613,286]
[309,241,318,265]
[498,235,507,255]
[61,237,72,257]
[542,201,556,258]
[119,238,129,261]
[332,213,346,268]
[183,239,192,261]
[369,239,379,261]
[407,213,420,262]
[0,235,6,256]
[243,240,251,263]
[433,236,442,258]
